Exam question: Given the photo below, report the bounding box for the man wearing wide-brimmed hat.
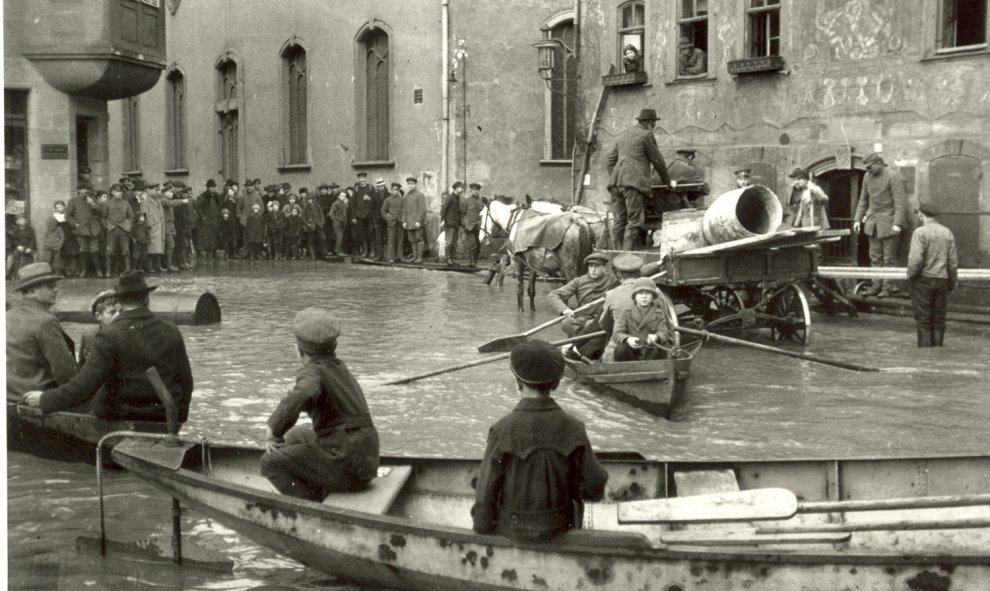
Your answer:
[23,270,194,424]
[605,108,671,250]
[6,263,78,403]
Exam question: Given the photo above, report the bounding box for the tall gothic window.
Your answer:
[549,20,577,160]
[360,28,390,161]
[122,96,141,172]
[165,68,187,170]
[282,44,308,165]
[216,57,240,181]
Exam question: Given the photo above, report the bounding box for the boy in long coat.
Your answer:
[612,277,673,361]
[381,185,404,262]
[401,177,427,263]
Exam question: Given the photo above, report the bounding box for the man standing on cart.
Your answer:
[605,108,671,250]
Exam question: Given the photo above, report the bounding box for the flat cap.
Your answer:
[612,253,645,273]
[356,171,368,178]
[788,167,809,180]
[109,183,124,192]
[406,176,418,183]
[918,200,940,217]
[206,179,217,187]
[90,289,117,314]
[734,168,752,177]
[293,307,341,355]
[863,152,884,165]
[281,182,292,189]
[469,182,482,190]
[675,148,697,156]
[584,252,609,266]
[452,181,465,190]
[510,339,565,385]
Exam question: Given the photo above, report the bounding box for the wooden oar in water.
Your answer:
[674,325,880,372]
[386,331,606,386]
[618,488,990,524]
[478,270,667,353]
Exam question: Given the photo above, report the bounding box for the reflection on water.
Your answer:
[8,262,990,589]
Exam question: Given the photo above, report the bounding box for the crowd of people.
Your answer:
[6,170,493,279]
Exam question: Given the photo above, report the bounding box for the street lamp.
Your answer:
[532,38,564,82]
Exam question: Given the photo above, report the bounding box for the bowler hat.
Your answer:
[863,152,884,165]
[90,289,117,314]
[612,253,645,273]
[636,108,660,121]
[206,179,217,188]
[15,262,62,292]
[788,167,809,180]
[510,340,565,385]
[469,182,482,190]
[630,277,660,300]
[918,200,940,217]
[112,270,158,297]
[293,307,341,356]
[584,252,609,266]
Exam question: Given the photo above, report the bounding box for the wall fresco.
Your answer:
[810,0,905,61]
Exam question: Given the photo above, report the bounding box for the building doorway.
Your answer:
[815,168,868,266]
[76,116,93,173]
[930,155,982,267]
[5,90,29,223]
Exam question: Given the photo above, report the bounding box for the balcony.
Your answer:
[21,0,166,100]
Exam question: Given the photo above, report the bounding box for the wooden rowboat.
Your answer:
[564,340,701,419]
[110,436,990,591]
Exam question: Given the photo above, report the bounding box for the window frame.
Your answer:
[617,1,646,70]
[122,96,142,174]
[279,39,310,169]
[354,22,393,166]
[937,0,989,52]
[164,66,188,173]
[677,0,710,78]
[214,52,244,182]
[745,0,781,58]
[540,11,577,164]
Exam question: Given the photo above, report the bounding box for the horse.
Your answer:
[480,198,596,311]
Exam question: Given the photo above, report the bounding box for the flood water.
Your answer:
[7,262,990,590]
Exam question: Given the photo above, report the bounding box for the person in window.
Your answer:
[622,44,643,73]
[678,37,707,76]
[734,168,753,189]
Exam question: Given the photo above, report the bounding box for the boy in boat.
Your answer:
[472,340,608,541]
[78,289,118,367]
[260,307,380,502]
[612,277,673,361]
[547,252,617,361]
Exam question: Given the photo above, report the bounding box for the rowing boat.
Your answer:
[110,437,990,590]
[564,340,702,419]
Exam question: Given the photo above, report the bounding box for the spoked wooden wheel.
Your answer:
[768,283,811,346]
[656,288,681,347]
[703,285,745,330]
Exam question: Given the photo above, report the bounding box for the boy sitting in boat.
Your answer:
[260,307,380,502]
[612,277,673,361]
[77,290,118,367]
[472,340,608,541]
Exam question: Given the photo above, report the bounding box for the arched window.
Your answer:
[165,67,187,170]
[215,56,240,181]
[549,21,577,161]
[282,43,308,165]
[358,27,390,161]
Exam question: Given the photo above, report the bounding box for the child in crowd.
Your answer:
[95,190,111,276]
[265,200,286,260]
[6,215,37,279]
[78,290,118,367]
[612,277,673,362]
[245,203,266,261]
[328,191,349,256]
[471,340,608,541]
[218,208,239,260]
[40,201,66,273]
[283,203,303,260]
[132,212,151,272]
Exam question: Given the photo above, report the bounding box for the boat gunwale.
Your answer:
[112,442,990,567]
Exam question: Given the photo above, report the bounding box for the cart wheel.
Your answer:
[853,281,872,296]
[656,288,681,347]
[704,286,745,329]
[768,284,811,346]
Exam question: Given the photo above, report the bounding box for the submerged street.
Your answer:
[7,263,990,590]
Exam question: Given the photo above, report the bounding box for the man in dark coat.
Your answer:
[472,340,608,541]
[196,179,221,259]
[440,181,463,265]
[350,172,376,256]
[65,187,104,277]
[260,307,380,501]
[371,178,390,260]
[23,270,194,423]
[547,252,618,360]
[854,153,907,297]
[605,108,671,250]
[907,201,958,348]
[460,183,486,267]
[6,263,77,403]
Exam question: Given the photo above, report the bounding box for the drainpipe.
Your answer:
[571,0,582,202]
[441,0,450,191]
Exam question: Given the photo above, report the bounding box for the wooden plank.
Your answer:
[757,518,990,535]
[818,266,990,281]
[322,465,412,515]
[568,359,668,376]
[680,229,815,255]
[675,470,740,495]
[617,488,798,524]
[662,529,851,546]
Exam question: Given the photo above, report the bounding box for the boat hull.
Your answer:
[111,441,990,591]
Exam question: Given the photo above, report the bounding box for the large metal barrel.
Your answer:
[701,185,782,245]
[54,291,221,325]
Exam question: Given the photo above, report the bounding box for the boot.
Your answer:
[413,242,423,263]
[78,255,89,278]
[105,255,114,277]
[165,248,179,271]
[445,246,454,266]
[93,254,105,278]
[917,328,933,348]
[933,329,945,347]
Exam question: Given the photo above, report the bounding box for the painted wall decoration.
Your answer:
[810,0,905,61]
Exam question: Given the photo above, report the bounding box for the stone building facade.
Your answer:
[580,0,990,266]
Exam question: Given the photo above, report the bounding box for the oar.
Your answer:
[674,325,879,372]
[618,488,990,524]
[478,270,667,353]
[386,331,606,386]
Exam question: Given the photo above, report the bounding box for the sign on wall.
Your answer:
[41,144,69,160]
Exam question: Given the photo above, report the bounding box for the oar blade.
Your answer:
[617,488,798,524]
[477,335,526,353]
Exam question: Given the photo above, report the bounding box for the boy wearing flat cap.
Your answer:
[472,340,608,542]
[260,307,380,501]
[907,201,958,347]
